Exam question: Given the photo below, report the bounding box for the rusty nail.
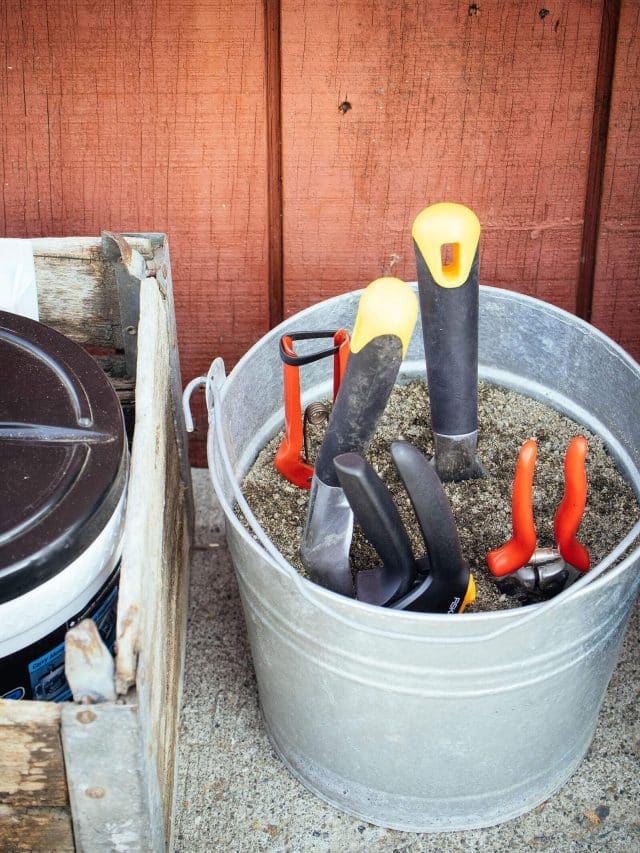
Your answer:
[76,709,97,724]
[85,786,106,799]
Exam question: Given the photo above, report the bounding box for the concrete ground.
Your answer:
[173,469,640,852]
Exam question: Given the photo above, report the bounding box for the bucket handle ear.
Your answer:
[205,355,640,642]
[205,358,294,575]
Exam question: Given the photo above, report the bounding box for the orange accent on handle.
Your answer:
[554,435,590,572]
[332,329,350,399]
[274,335,314,489]
[487,439,538,577]
[458,573,476,613]
[274,331,350,489]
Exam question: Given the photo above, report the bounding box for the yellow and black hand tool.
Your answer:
[412,202,486,481]
[300,277,418,596]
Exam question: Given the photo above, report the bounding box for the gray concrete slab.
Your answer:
[174,469,639,852]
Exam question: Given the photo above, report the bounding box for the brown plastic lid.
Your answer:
[0,310,127,603]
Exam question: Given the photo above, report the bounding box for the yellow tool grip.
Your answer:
[412,203,481,289]
[350,277,418,356]
[458,573,476,613]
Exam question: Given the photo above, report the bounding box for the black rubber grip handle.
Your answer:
[414,243,480,436]
[314,335,403,486]
[391,441,471,610]
[334,452,415,603]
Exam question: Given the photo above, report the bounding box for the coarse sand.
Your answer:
[241,380,639,611]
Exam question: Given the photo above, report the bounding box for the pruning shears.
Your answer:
[487,436,590,599]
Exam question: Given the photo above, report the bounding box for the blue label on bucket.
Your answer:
[1,686,25,700]
[0,565,120,702]
[27,579,120,702]
[29,641,71,702]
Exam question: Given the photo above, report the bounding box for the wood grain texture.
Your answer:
[265,0,285,329]
[0,701,73,852]
[0,0,269,438]
[115,273,192,846]
[0,808,75,853]
[280,1,603,315]
[591,0,640,360]
[575,0,621,322]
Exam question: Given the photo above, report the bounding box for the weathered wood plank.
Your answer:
[30,236,154,260]
[0,0,270,466]
[0,725,67,810]
[280,1,603,317]
[591,0,640,361]
[115,276,169,694]
[0,720,67,809]
[30,234,156,356]
[0,699,61,727]
[0,806,75,852]
[115,271,192,846]
[0,700,73,851]
[34,251,123,349]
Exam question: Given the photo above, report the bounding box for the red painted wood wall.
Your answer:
[1,1,638,464]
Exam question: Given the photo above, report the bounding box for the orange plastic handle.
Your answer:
[274,331,350,489]
[332,329,350,399]
[487,439,538,577]
[554,435,590,572]
[274,336,314,488]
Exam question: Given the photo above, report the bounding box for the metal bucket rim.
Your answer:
[205,284,640,641]
[228,283,640,390]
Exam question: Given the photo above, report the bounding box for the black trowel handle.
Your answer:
[334,452,415,604]
[391,441,475,613]
[314,277,418,487]
[412,203,481,438]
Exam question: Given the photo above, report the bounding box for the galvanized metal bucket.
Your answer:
[196,286,640,832]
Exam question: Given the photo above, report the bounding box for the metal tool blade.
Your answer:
[300,476,354,597]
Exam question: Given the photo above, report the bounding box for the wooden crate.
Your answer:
[0,233,193,851]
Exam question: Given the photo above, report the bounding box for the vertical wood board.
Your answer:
[0,700,74,852]
[0,0,270,466]
[280,1,603,315]
[591,0,640,360]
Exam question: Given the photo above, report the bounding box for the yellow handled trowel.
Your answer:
[300,277,418,596]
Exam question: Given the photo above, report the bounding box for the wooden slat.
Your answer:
[0,808,75,853]
[591,0,640,361]
[0,724,68,809]
[0,699,61,727]
[265,0,285,328]
[34,248,123,349]
[575,0,621,321]
[115,273,192,846]
[280,1,603,316]
[0,0,269,454]
[0,700,73,852]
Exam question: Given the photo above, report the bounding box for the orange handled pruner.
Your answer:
[274,330,350,489]
[487,436,590,595]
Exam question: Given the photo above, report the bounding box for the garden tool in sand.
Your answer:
[334,441,475,613]
[300,277,418,596]
[412,202,486,482]
[487,436,590,600]
[274,329,350,489]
